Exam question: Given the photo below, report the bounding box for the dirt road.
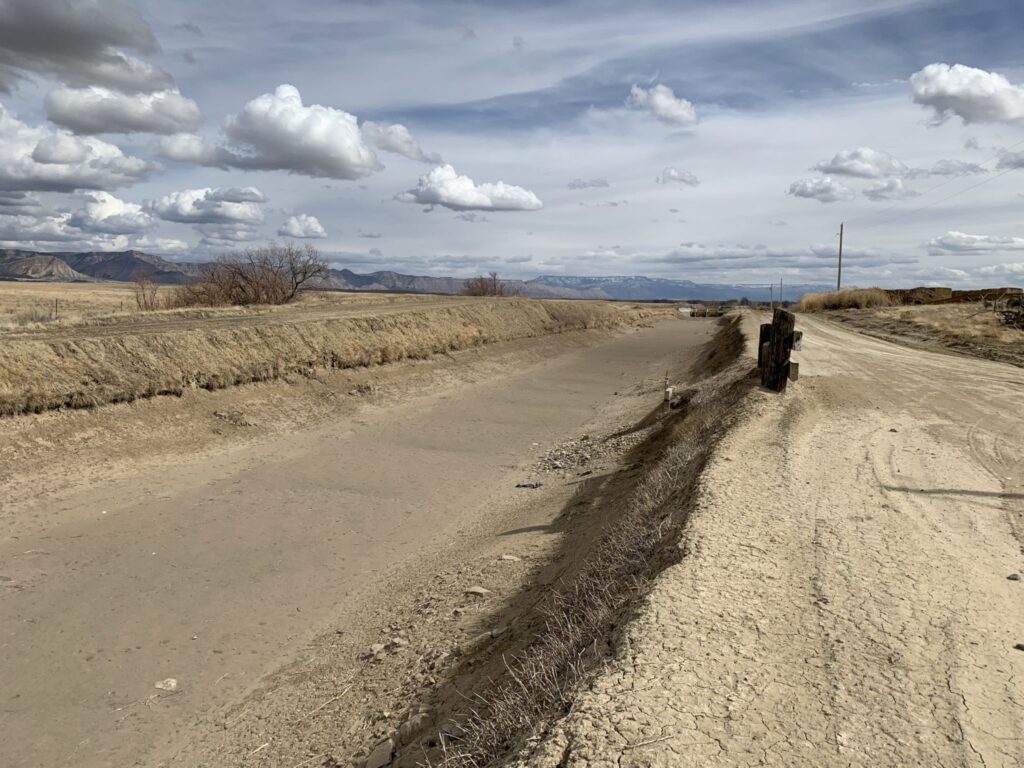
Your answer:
[522,314,1024,767]
[0,318,711,768]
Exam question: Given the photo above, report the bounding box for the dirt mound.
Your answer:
[0,298,664,416]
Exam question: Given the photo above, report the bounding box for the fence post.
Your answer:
[759,309,797,392]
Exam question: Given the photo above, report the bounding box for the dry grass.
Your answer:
[798,287,892,312]
[0,296,665,417]
[0,282,137,329]
[428,316,754,767]
[829,302,1024,368]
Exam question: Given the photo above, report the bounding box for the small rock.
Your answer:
[889,428,898,433]
[1008,573,1021,581]
[1015,643,1024,652]
[464,585,491,597]
[154,678,178,692]
[499,554,521,562]
[364,737,395,768]
[515,482,543,489]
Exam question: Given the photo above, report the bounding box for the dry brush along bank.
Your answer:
[361,314,754,768]
[0,298,663,417]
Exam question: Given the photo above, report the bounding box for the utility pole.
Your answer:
[836,222,844,292]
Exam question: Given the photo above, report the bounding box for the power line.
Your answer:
[845,135,1024,231]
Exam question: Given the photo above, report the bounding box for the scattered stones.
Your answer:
[364,736,394,768]
[213,410,256,427]
[348,383,375,396]
[464,585,491,597]
[154,678,178,692]
[1008,573,1021,581]
[534,427,653,474]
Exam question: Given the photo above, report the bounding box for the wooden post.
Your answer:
[54,298,58,320]
[759,308,797,392]
[758,323,771,368]
[836,223,844,292]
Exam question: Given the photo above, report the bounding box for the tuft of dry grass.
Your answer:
[798,288,892,312]
[0,298,665,417]
[427,316,754,768]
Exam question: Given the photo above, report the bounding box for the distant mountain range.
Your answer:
[0,248,827,302]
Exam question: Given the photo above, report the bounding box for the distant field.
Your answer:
[827,303,1023,368]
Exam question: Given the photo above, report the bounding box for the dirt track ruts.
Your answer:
[519,313,1024,768]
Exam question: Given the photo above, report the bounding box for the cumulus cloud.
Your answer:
[977,262,1024,276]
[158,85,390,181]
[996,149,1024,170]
[278,213,326,238]
[0,190,40,214]
[361,121,440,163]
[787,176,854,203]
[911,63,1024,124]
[147,186,266,225]
[68,191,153,233]
[863,178,918,201]
[0,211,82,242]
[927,230,1024,255]
[567,178,610,189]
[910,158,987,177]
[626,83,697,126]
[45,87,200,135]
[659,167,700,186]
[396,164,542,212]
[0,104,153,191]
[0,0,174,94]
[814,147,908,178]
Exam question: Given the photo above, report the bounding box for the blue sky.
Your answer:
[2,0,1024,286]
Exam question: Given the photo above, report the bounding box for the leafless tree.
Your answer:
[132,271,160,311]
[462,271,513,296]
[171,243,328,307]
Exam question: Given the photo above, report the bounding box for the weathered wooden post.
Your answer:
[759,309,798,392]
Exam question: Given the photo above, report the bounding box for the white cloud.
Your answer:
[863,178,918,201]
[659,167,700,186]
[0,0,174,94]
[45,87,200,135]
[996,149,1024,170]
[147,187,265,224]
[0,211,82,242]
[567,178,610,189]
[159,85,386,180]
[814,147,908,178]
[361,121,440,163]
[927,230,1024,255]
[196,223,261,248]
[920,158,987,177]
[911,63,1024,124]
[0,104,152,191]
[396,164,542,211]
[278,213,326,238]
[626,83,697,126]
[787,176,854,203]
[68,191,153,234]
[977,262,1024,277]
[0,190,40,214]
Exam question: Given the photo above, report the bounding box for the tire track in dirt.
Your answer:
[517,314,1024,768]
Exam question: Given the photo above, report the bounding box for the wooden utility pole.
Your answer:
[836,222,844,291]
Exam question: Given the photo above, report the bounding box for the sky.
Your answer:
[2,0,1024,287]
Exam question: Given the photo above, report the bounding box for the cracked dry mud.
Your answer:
[519,314,1024,768]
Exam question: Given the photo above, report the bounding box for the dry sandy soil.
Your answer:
[0,310,714,768]
[827,302,1024,368]
[518,313,1024,768]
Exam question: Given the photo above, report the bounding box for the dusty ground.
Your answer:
[0,315,714,768]
[517,313,1024,767]
[827,302,1024,368]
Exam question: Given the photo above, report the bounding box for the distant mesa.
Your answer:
[0,249,827,302]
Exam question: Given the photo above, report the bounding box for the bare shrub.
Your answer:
[171,243,327,307]
[462,271,513,297]
[132,272,160,311]
[798,287,892,312]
